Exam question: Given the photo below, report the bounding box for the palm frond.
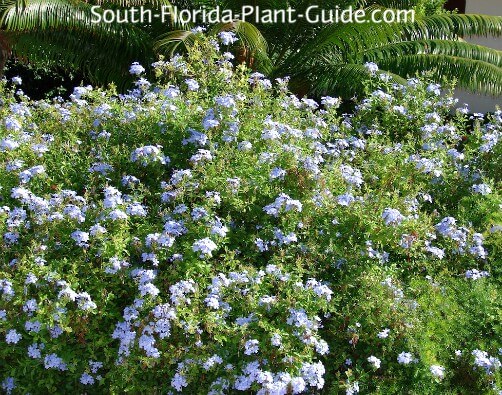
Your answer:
[0,0,146,46]
[407,14,502,40]
[154,29,200,56]
[95,0,173,7]
[379,54,502,95]
[295,62,407,98]
[9,28,149,86]
[364,39,502,68]
[281,20,402,72]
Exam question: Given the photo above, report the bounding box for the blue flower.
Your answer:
[129,62,145,76]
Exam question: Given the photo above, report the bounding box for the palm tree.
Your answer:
[1,0,501,98]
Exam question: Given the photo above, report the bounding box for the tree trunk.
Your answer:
[0,31,12,76]
[235,46,255,69]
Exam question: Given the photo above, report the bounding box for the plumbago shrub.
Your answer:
[0,34,501,394]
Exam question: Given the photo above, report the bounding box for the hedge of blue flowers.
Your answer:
[0,33,501,394]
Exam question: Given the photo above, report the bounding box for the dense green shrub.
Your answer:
[0,34,501,394]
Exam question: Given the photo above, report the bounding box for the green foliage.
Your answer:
[0,36,501,394]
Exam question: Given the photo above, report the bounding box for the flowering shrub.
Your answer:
[0,34,501,394]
